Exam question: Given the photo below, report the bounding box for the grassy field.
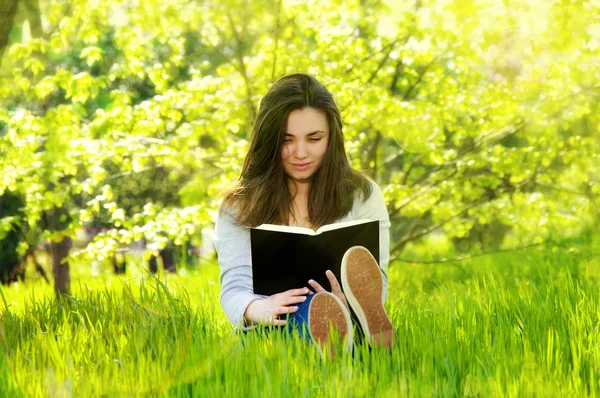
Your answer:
[1,234,599,397]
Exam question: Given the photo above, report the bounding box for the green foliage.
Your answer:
[0,0,599,265]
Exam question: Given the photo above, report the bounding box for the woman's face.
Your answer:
[281,107,330,184]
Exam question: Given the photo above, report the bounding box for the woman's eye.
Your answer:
[309,138,321,142]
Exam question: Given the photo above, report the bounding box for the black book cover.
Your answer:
[250,220,379,296]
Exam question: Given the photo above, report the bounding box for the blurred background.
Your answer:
[1,0,599,296]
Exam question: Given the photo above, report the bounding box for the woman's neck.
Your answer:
[287,180,313,228]
[288,179,310,199]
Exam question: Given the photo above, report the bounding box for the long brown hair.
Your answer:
[222,73,372,228]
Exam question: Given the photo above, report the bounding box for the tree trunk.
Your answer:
[148,245,177,273]
[112,253,127,274]
[149,255,159,274]
[0,0,44,67]
[0,191,24,285]
[22,0,44,38]
[50,236,72,296]
[160,246,176,273]
[46,206,72,297]
[0,0,19,68]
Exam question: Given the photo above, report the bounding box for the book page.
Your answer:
[253,218,374,235]
[315,219,374,234]
[254,224,316,235]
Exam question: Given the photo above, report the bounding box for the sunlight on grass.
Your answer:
[1,237,599,396]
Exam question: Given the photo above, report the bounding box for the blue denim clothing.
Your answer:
[239,294,369,350]
[284,293,317,340]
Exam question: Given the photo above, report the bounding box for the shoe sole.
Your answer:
[341,246,393,348]
[307,292,353,357]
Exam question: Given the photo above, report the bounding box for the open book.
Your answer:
[250,219,379,296]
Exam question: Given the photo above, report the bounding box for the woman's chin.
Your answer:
[286,171,315,183]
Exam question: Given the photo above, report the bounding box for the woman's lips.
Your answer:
[292,162,311,171]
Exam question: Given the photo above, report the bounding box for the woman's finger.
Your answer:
[325,270,342,292]
[260,314,277,325]
[277,306,299,315]
[308,279,326,293]
[286,296,307,305]
[282,287,310,297]
[272,318,287,326]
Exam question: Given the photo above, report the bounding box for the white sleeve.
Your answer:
[212,206,268,331]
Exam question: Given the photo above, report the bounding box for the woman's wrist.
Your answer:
[243,298,262,326]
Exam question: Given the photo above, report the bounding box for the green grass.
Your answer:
[1,236,600,397]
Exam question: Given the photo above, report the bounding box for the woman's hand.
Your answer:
[308,270,350,313]
[243,287,310,327]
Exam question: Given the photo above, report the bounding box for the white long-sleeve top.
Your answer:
[212,178,391,331]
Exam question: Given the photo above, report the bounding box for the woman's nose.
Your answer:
[294,142,308,158]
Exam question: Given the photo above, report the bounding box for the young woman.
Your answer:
[213,73,393,355]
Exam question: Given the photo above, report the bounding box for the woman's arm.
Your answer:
[213,206,268,330]
[213,206,308,329]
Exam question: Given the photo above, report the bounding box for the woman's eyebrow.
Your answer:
[284,130,327,137]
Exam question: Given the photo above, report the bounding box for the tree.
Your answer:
[0,0,598,294]
[0,191,25,283]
